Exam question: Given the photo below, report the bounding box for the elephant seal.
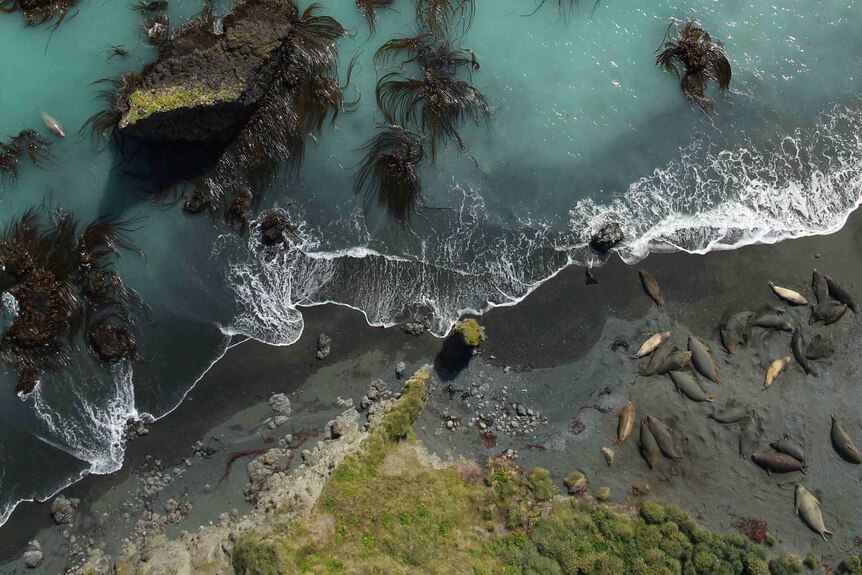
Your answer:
[770,437,805,463]
[639,340,674,376]
[824,275,857,314]
[669,371,715,402]
[809,300,847,326]
[768,281,808,305]
[647,416,682,461]
[812,269,828,304]
[791,329,811,374]
[688,335,722,384]
[764,356,791,389]
[639,271,664,307]
[795,485,832,541]
[614,402,636,446]
[639,417,659,470]
[751,450,807,474]
[656,350,692,375]
[631,332,671,359]
[831,414,862,464]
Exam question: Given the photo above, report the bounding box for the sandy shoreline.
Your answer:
[3,207,862,571]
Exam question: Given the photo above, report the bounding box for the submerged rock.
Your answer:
[589,222,624,254]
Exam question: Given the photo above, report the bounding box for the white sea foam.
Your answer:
[31,362,147,476]
[568,105,862,263]
[225,104,862,347]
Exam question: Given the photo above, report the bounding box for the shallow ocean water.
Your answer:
[0,0,861,527]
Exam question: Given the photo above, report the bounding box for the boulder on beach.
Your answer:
[50,495,79,525]
[22,540,43,569]
[268,393,292,416]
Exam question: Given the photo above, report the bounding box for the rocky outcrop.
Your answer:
[589,222,624,254]
[118,2,294,143]
[50,495,79,525]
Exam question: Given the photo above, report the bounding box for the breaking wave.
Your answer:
[31,362,145,475]
[225,103,862,343]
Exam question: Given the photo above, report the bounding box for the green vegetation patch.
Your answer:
[123,83,243,125]
[454,318,487,347]
[230,365,791,575]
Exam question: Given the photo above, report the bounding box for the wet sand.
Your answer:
[3,208,862,571]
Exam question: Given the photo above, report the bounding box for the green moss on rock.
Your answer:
[123,83,243,125]
[454,318,486,347]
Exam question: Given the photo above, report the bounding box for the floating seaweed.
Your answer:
[354,125,425,225]
[0,208,146,395]
[0,130,52,184]
[415,0,474,38]
[103,44,129,62]
[656,21,731,113]
[0,0,79,30]
[356,0,394,34]
[132,0,167,14]
[376,53,491,160]
[523,0,601,21]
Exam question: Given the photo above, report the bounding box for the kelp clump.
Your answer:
[656,21,732,113]
[0,208,145,395]
[0,0,78,29]
[0,130,52,184]
[357,22,491,223]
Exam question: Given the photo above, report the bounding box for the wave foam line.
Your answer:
[225,103,862,348]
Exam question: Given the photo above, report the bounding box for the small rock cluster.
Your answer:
[316,334,331,359]
[400,320,428,337]
[134,458,178,500]
[262,393,292,429]
[245,448,291,503]
[359,379,391,412]
[125,416,153,440]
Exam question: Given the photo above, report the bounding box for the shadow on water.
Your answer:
[93,135,227,218]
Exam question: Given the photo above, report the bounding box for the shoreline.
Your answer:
[3,205,862,569]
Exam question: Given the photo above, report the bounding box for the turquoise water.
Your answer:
[1,0,861,526]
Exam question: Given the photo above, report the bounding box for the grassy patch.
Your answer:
[230,365,791,575]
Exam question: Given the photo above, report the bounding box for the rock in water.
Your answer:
[589,222,623,254]
[22,541,43,568]
[117,2,297,142]
[268,393,291,416]
[316,334,332,360]
[50,495,79,525]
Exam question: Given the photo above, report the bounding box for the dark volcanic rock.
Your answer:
[589,223,624,254]
[88,322,137,363]
[118,2,295,143]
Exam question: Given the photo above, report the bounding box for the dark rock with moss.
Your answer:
[118,1,295,143]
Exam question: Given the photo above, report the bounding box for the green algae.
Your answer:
[123,83,243,125]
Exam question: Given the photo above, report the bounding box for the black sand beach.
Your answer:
[3,207,862,572]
